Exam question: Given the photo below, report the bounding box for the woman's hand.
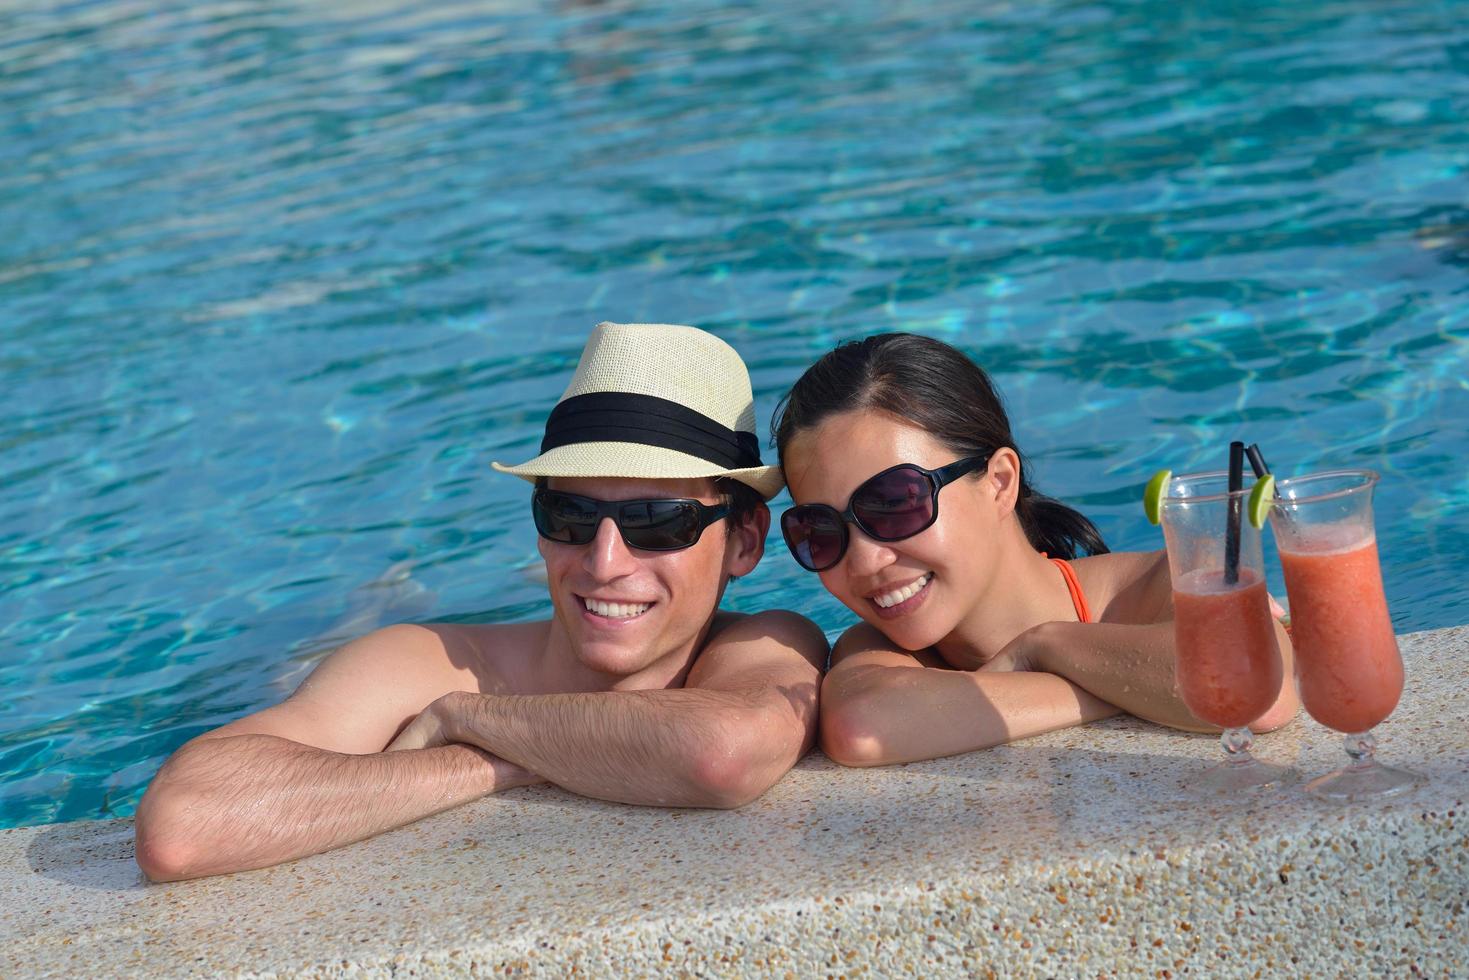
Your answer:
[819,624,1118,765]
[977,624,1048,673]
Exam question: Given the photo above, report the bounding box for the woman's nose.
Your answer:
[840,529,897,579]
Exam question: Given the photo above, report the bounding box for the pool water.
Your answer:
[3,0,1467,829]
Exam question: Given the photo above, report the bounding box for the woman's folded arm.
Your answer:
[818,625,1119,766]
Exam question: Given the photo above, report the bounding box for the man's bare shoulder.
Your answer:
[293,620,552,704]
[682,610,829,687]
[705,609,827,662]
[204,620,555,754]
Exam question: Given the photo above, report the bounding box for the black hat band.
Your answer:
[540,392,762,471]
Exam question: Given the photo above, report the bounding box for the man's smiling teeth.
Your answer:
[583,597,652,619]
[873,573,932,609]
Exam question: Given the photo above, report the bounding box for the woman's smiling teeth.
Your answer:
[582,596,652,619]
[872,573,933,609]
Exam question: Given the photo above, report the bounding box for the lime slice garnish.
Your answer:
[1247,474,1275,529]
[1143,469,1171,525]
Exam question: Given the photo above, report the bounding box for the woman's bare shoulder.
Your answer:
[831,622,948,669]
[1071,549,1171,623]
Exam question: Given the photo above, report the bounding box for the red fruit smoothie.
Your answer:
[1172,567,1283,729]
[1278,531,1402,733]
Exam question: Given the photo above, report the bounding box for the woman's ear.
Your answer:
[985,447,1023,517]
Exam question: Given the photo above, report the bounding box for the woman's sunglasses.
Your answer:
[532,489,730,552]
[780,455,990,572]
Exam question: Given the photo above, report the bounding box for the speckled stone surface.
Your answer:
[4,626,1466,978]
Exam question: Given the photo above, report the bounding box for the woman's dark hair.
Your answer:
[771,333,1108,560]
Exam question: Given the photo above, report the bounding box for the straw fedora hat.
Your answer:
[492,322,784,500]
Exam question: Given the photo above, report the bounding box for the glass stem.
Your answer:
[1343,730,1378,771]
[1220,726,1255,765]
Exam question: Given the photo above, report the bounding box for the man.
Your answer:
[134,322,827,882]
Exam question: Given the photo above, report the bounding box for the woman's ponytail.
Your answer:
[1015,487,1109,560]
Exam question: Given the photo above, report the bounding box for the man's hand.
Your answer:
[387,692,463,752]
[420,612,826,810]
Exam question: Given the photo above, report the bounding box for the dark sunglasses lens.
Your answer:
[782,506,846,571]
[533,491,599,544]
[618,500,701,550]
[852,466,936,539]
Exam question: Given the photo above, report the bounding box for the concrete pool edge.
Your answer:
[3,625,1465,976]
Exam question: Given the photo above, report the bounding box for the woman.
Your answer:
[773,333,1297,766]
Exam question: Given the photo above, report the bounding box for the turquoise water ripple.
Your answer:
[2,0,1467,828]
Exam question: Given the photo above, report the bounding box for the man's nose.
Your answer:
[582,517,640,579]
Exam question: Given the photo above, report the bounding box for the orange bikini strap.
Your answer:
[1049,557,1093,624]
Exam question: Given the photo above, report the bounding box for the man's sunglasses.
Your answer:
[531,489,730,552]
[780,455,990,572]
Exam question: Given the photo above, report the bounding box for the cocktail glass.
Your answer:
[1268,469,1424,801]
[1160,471,1290,793]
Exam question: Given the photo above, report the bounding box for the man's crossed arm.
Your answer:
[388,613,825,809]
[134,615,826,882]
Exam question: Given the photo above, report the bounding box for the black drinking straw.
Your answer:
[1225,441,1244,585]
[1245,443,1270,480]
[1246,442,1290,528]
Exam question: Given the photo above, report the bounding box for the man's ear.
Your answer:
[986,447,1023,517]
[725,502,770,579]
